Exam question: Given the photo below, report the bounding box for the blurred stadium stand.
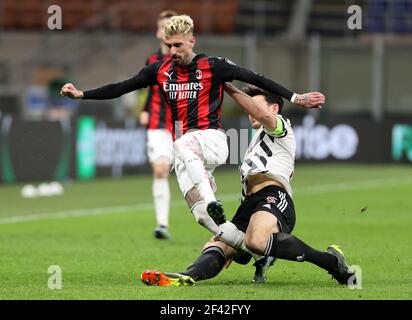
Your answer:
[0,94,21,115]
[0,0,411,121]
[308,0,365,36]
[0,0,411,184]
[0,0,239,33]
[367,0,412,33]
[235,0,293,35]
[1,0,412,34]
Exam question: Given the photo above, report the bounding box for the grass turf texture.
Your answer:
[0,164,411,299]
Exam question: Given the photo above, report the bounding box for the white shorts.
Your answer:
[174,129,229,196]
[147,129,174,164]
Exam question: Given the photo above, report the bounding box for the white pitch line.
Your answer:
[293,175,412,195]
[0,204,153,224]
[0,176,411,225]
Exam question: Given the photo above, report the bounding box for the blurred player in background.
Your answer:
[141,84,356,287]
[139,10,177,240]
[60,15,325,246]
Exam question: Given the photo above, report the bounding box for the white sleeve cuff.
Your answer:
[290,93,298,103]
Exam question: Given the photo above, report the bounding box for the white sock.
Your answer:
[216,222,263,261]
[186,158,216,203]
[239,242,264,261]
[215,221,245,247]
[192,201,219,234]
[153,178,170,227]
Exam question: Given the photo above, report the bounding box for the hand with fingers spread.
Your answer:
[60,83,84,99]
[293,92,325,109]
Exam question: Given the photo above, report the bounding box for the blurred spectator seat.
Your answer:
[47,76,79,120]
[17,0,44,30]
[212,1,238,33]
[366,0,388,32]
[308,0,364,36]
[235,0,293,35]
[0,62,10,85]
[77,100,115,120]
[393,0,412,33]
[0,94,21,116]
[24,67,64,119]
[367,0,412,34]
[0,0,239,34]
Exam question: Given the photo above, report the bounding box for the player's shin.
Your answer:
[153,178,170,227]
[265,232,337,271]
[183,246,227,281]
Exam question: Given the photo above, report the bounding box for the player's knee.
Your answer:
[204,143,228,167]
[153,165,169,179]
[174,138,191,158]
[203,239,234,258]
[203,237,217,250]
[244,234,266,255]
[154,171,167,179]
[203,238,223,251]
[174,137,198,163]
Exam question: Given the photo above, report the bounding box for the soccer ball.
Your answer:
[21,184,38,198]
[48,182,64,195]
[37,183,52,196]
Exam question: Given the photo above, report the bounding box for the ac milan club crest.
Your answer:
[195,69,202,80]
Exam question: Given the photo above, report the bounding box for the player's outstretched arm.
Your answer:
[235,67,325,108]
[216,57,325,108]
[60,77,143,100]
[60,63,159,100]
[224,83,276,131]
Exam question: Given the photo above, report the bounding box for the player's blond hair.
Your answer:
[164,15,194,37]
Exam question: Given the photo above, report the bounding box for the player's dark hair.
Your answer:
[159,10,178,20]
[242,85,284,114]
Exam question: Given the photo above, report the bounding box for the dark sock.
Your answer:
[265,233,338,272]
[182,246,226,281]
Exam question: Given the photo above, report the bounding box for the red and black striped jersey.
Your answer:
[143,50,173,132]
[155,55,224,138]
[83,54,294,140]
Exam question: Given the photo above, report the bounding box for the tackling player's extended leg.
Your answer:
[141,237,237,286]
[211,185,356,285]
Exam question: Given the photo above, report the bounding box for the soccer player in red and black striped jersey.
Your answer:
[140,49,173,133]
[139,10,177,240]
[61,15,325,239]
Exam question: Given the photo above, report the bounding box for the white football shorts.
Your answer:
[174,129,229,196]
[147,129,174,164]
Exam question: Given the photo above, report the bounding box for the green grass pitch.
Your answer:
[1,164,411,300]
